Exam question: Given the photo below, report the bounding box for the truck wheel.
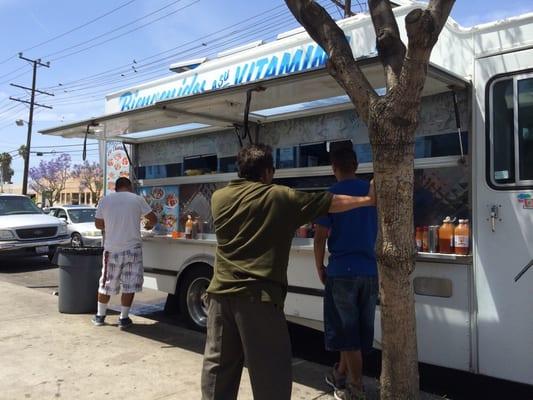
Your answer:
[71,233,83,247]
[179,264,212,331]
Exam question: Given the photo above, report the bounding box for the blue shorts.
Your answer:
[324,275,378,352]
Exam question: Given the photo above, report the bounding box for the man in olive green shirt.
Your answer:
[201,144,375,400]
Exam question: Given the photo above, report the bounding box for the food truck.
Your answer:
[41,1,532,386]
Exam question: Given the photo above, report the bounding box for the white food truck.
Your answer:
[41,1,532,387]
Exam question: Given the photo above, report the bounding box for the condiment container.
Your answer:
[454,219,470,255]
[438,216,454,254]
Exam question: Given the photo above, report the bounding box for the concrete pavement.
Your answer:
[1,280,445,399]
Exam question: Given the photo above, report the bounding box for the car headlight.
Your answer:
[84,230,102,237]
[57,224,68,235]
[0,230,15,240]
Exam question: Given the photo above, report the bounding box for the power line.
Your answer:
[45,0,194,60]
[24,0,138,54]
[45,14,305,105]
[42,4,330,106]
[0,0,137,83]
[9,54,53,195]
[41,3,293,91]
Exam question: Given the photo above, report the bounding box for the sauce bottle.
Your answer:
[185,215,193,239]
[438,216,454,254]
[454,219,470,255]
[421,226,429,252]
[415,227,423,252]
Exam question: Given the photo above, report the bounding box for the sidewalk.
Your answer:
[1,281,444,399]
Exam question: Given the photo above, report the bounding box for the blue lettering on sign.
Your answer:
[117,39,348,112]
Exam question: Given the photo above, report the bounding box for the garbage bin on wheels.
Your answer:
[55,247,103,314]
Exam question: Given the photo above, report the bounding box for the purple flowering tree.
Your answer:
[29,154,71,206]
[71,161,103,203]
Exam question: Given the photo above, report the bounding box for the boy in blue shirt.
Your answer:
[314,147,378,400]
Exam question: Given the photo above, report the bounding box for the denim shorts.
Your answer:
[324,275,378,352]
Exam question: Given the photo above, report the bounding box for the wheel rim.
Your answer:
[71,234,82,247]
[186,276,210,328]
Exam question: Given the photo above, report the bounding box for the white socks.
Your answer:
[97,302,108,317]
[120,306,130,319]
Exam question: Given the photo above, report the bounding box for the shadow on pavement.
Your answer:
[0,255,56,273]
[123,317,335,394]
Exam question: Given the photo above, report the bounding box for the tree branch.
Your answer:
[368,0,406,89]
[389,0,454,118]
[285,0,377,124]
[329,0,355,16]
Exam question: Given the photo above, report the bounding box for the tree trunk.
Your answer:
[370,110,419,399]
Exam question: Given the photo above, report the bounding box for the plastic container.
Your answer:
[421,226,429,252]
[56,247,103,314]
[415,227,423,252]
[185,215,193,239]
[454,219,470,255]
[438,216,454,254]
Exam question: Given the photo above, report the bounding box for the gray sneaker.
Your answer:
[118,317,133,330]
[91,315,105,326]
[325,363,346,390]
[334,384,366,400]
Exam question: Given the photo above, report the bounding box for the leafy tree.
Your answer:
[71,161,103,203]
[284,1,454,398]
[29,154,71,206]
[0,152,14,184]
[18,145,27,159]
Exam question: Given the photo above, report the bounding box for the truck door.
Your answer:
[474,52,533,385]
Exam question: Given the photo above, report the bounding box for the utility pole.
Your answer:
[9,53,53,195]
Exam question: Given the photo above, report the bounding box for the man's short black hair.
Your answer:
[237,144,274,181]
[115,177,132,190]
[330,147,358,174]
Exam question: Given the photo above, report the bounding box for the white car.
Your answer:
[49,206,102,247]
[0,194,70,260]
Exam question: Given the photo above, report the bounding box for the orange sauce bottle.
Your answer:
[415,227,423,251]
[454,219,470,255]
[421,226,429,252]
[438,217,454,254]
[185,215,193,239]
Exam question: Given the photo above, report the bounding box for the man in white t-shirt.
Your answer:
[92,177,157,329]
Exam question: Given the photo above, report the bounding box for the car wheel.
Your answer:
[71,233,83,247]
[179,264,212,332]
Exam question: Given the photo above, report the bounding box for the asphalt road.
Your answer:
[1,256,532,400]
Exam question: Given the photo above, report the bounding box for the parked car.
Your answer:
[49,205,102,247]
[0,194,70,260]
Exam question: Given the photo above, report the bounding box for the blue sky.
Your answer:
[0,0,532,183]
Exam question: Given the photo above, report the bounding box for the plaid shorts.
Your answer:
[98,246,144,295]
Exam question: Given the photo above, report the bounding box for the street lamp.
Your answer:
[15,119,31,195]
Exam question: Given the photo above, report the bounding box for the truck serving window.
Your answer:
[488,74,533,188]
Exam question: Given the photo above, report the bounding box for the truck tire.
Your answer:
[179,264,212,332]
[71,233,83,247]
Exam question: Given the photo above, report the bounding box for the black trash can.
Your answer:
[56,247,103,314]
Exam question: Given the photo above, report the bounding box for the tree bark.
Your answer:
[369,97,418,397]
[284,1,455,399]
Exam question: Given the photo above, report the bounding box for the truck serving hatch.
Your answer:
[39,59,468,143]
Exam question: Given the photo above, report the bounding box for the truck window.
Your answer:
[491,78,515,185]
[518,78,533,181]
[488,74,533,188]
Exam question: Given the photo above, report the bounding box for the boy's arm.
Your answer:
[313,225,329,285]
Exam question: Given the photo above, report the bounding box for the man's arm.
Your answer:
[143,212,158,230]
[313,225,329,285]
[328,179,376,213]
[95,218,105,230]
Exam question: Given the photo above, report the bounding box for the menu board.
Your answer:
[105,141,130,192]
[139,185,179,234]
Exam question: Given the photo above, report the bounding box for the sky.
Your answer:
[0,0,532,184]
